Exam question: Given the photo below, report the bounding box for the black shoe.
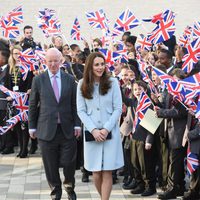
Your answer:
[141,188,156,196]
[177,187,186,196]
[122,180,137,190]
[20,152,28,158]
[123,175,128,183]
[130,185,145,194]
[157,187,178,199]
[182,191,200,200]
[1,147,14,154]
[67,190,76,200]
[29,146,38,154]
[17,151,22,157]
[82,173,89,183]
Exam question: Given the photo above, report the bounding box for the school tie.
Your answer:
[52,75,59,102]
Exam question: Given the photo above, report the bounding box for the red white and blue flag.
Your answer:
[133,92,152,132]
[71,17,82,40]
[0,17,20,38]
[0,85,19,99]
[113,8,140,33]
[0,111,27,135]
[147,10,176,44]
[6,5,23,25]
[13,93,29,114]
[38,8,56,22]
[86,9,108,30]
[182,38,200,73]
[192,21,200,41]
[187,146,199,176]
[136,34,152,51]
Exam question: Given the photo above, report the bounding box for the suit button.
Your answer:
[98,121,101,123]
[97,108,100,111]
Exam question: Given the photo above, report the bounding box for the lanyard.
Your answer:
[13,67,19,86]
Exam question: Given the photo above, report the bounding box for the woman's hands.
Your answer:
[91,128,109,142]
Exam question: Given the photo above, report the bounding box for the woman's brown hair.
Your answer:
[81,52,111,99]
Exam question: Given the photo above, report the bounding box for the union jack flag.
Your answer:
[111,28,123,36]
[182,39,200,73]
[152,66,176,85]
[136,34,152,51]
[19,48,39,72]
[137,60,149,82]
[13,93,29,114]
[183,25,192,38]
[0,85,19,99]
[86,9,108,29]
[114,8,140,32]
[99,49,121,65]
[34,48,46,62]
[41,18,61,37]
[6,5,23,24]
[133,92,152,132]
[38,9,61,38]
[192,21,200,41]
[147,10,176,44]
[187,145,199,176]
[71,17,82,40]
[19,48,36,63]
[178,35,190,47]
[0,17,20,38]
[142,11,163,24]
[179,72,200,88]
[167,81,186,101]
[0,109,29,135]
[0,113,21,135]
[38,8,56,22]
[19,62,31,81]
[19,110,29,122]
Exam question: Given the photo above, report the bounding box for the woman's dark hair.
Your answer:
[81,52,111,99]
[133,80,148,91]
[125,35,137,45]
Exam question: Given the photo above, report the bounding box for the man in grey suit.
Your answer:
[28,48,81,200]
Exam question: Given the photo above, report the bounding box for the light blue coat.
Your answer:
[76,77,124,171]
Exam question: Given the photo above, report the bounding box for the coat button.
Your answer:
[98,121,101,123]
[97,108,100,111]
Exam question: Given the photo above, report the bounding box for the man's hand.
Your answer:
[74,128,81,139]
[29,130,37,139]
[92,129,105,142]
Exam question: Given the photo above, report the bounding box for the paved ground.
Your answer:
[0,146,183,200]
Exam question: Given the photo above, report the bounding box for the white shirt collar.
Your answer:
[48,69,61,79]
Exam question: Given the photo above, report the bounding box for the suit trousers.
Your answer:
[167,147,186,189]
[39,125,77,199]
[131,140,156,189]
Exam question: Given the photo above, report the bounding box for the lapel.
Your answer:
[44,71,58,103]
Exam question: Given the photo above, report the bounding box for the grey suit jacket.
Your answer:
[157,99,188,149]
[28,70,80,141]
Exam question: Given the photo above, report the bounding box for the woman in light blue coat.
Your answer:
[76,52,124,200]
